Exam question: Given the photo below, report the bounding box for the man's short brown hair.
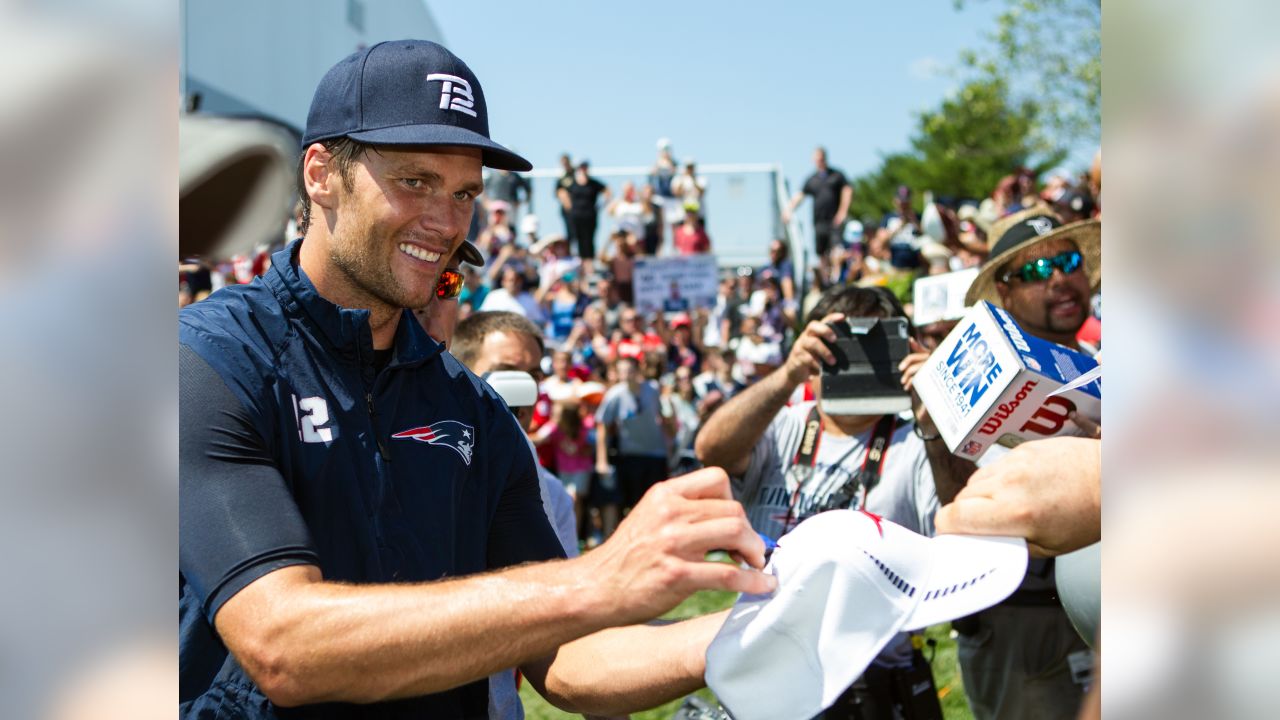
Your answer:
[452,311,545,371]
[295,137,373,236]
[807,285,914,336]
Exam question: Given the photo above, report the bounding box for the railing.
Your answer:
[515,162,806,281]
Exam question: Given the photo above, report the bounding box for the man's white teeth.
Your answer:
[399,244,441,262]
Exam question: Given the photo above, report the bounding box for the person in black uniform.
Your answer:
[783,146,853,278]
[557,159,611,274]
[179,40,772,720]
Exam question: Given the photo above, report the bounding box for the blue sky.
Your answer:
[429,1,1022,189]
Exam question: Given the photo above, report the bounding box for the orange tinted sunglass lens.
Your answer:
[435,269,464,299]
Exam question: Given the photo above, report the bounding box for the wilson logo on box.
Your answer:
[915,302,1100,460]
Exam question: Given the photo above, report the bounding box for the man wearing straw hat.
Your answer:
[964,208,1100,350]
[952,207,1101,720]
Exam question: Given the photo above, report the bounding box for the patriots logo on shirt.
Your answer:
[392,420,476,465]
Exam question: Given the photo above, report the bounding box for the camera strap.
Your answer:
[782,407,897,533]
[860,414,896,484]
[789,406,826,474]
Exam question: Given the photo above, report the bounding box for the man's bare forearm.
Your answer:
[529,611,728,715]
[214,470,775,711]
[923,436,975,506]
[836,185,853,220]
[216,561,613,707]
[785,192,804,216]
[696,367,796,475]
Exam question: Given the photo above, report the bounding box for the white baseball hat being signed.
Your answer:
[705,509,1028,720]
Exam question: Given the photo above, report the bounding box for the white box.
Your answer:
[915,302,1101,461]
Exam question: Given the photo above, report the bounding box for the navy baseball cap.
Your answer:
[303,40,531,172]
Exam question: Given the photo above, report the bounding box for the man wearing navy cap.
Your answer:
[179,40,772,719]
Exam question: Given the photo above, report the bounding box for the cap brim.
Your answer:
[346,124,532,171]
[456,240,484,267]
[900,533,1028,631]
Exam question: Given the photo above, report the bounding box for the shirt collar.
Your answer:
[264,239,443,368]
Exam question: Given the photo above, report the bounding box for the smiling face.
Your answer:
[306,143,482,315]
[995,236,1092,345]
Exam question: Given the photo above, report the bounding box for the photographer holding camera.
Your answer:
[696,285,973,720]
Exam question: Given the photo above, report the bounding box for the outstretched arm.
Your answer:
[780,274,796,302]
[213,469,772,708]
[780,191,805,224]
[528,611,728,716]
[596,418,613,476]
[696,314,842,476]
[530,420,558,446]
[834,184,853,226]
[935,437,1101,557]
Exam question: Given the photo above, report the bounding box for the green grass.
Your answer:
[519,588,974,719]
[924,623,974,720]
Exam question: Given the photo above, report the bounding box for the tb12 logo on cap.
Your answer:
[426,73,477,117]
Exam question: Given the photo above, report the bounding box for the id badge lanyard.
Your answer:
[780,407,897,534]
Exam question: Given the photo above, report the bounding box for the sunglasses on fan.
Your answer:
[435,269,465,299]
[1000,250,1083,284]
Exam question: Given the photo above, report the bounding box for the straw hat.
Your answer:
[964,208,1100,307]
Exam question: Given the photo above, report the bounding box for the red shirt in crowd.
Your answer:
[672,223,710,255]
[609,332,664,362]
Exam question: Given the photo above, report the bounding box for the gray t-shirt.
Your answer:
[736,402,938,541]
[734,401,940,669]
[596,381,668,458]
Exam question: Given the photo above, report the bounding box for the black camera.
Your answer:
[820,317,912,416]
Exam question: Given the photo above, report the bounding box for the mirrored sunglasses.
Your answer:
[1001,250,1083,284]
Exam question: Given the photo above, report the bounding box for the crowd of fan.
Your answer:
[178,141,1102,551]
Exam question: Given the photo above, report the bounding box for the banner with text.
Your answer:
[633,255,720,315]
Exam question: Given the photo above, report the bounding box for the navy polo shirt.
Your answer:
[179,241,564,719]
